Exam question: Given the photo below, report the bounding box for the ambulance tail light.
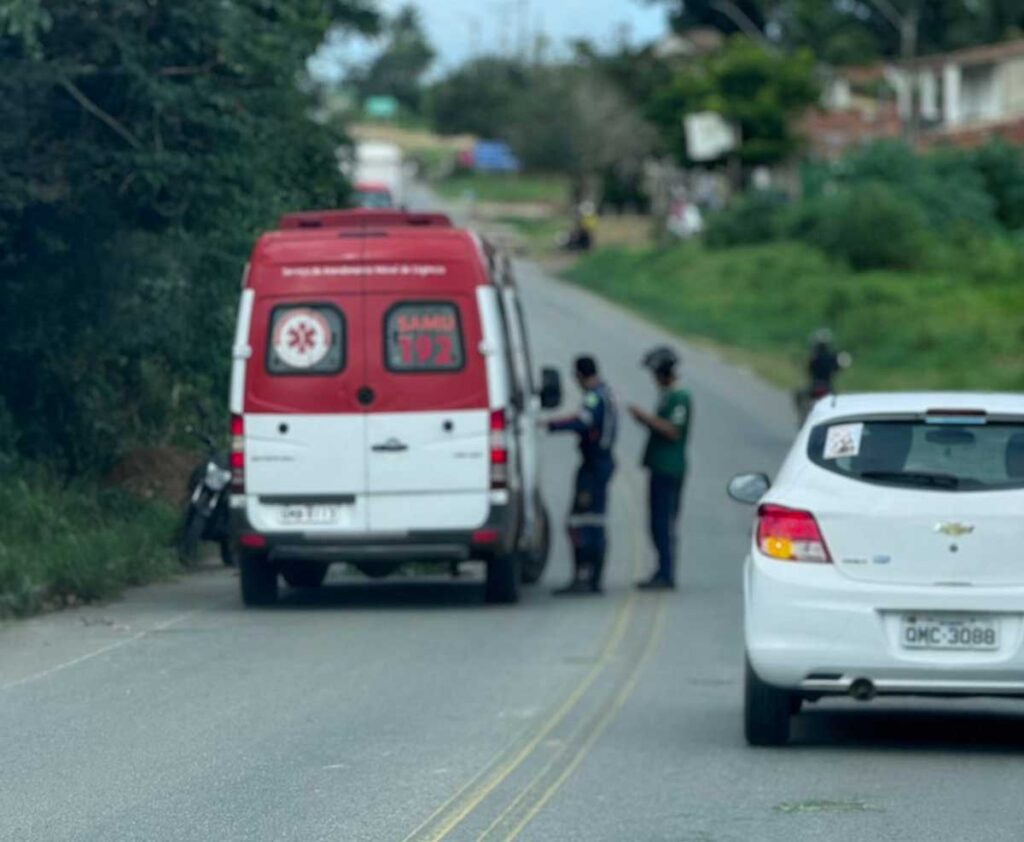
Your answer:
[489,409,509,489]
[756,504,831,563]
[230,414,245,493]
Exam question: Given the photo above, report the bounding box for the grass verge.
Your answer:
[563,240,1024,392]
[0,477,179,618]
[436,173,568,205]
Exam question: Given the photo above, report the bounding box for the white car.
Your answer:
[728,392,1024,746]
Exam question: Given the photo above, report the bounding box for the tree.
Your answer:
[429,57,531,137]
[0,0,377,473]
[352,5,434,113]
[648,37,819,166]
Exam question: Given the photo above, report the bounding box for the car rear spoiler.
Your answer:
[278,210,453,230]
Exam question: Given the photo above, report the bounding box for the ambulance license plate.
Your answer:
[279,505,339,526]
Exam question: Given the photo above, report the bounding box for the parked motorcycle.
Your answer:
[179,414,234,566]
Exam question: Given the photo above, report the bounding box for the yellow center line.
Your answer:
[403,590,637,842]
[473,472,652,842]
[404,461,653,842]
[502,596,669,842]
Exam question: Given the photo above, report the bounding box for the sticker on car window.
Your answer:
[824,422,864,460]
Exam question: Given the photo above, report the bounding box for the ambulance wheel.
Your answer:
[520,500,551,585]
[282,563,328,589]
[240,550,278,607]
[485,553,521,604]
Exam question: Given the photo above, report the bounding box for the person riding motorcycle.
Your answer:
[797,329,851,423]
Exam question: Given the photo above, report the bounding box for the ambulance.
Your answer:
[228,210,562,605]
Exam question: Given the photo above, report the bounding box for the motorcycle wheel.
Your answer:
[178,507,207,566]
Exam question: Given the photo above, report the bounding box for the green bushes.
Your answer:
[0,479,178,617]
[791,183,928,270]
[705,140,1024,274]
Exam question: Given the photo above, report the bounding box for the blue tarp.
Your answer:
[473,141,521,173]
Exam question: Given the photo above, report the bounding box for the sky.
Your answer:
[312,0,670,81]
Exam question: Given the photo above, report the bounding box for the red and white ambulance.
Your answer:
[228,210,561,605]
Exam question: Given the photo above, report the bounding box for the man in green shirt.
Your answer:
[628,346,691,590]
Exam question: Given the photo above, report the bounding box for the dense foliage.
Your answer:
[0,0,376,476]
[705,140,1024,272]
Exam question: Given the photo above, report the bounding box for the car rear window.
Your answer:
[808,419,1024,491]
[267,304,345,375]
[385,301,465,372]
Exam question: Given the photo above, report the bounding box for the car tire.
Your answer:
[282,563,329,589]
[239,550,278,607]
[520,499,551,585]
[485,553,521,604]
[744,657,793,747]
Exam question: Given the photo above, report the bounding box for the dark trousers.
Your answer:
[649,471,684,584]
[568,456,615,587]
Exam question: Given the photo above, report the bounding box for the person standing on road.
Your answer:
[629,347,691,591]
[546,355,618,595]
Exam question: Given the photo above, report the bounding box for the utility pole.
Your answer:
[868,0,921,144]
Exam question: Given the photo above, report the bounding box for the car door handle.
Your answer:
[372,438,409,453]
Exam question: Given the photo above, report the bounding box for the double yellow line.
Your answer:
[402,470,665,842]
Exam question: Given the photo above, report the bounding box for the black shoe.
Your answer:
[636,576,674,591]
[553,580,591,596]
[589,582,604,595]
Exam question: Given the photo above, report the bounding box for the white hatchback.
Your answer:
[729,392,1024,746]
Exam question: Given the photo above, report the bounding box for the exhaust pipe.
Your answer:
[849,678,876,702]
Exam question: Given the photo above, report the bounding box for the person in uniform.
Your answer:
[547,355,618,595]
[628,347,691,590]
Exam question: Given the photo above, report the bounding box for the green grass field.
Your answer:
[564,240,1024,393]
[435,173,569,206]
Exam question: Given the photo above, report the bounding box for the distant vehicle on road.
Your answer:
[343,141,406,207]
[729,392,1024,745]
[228,209,563,606]
[353,181,395,209]
[465,140,521,174]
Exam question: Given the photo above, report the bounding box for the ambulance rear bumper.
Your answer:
[231,499,518,566]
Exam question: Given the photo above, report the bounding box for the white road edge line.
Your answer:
[0,609,199,693]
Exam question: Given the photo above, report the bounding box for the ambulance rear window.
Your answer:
[385,302,465,372]
[267,304,345,375]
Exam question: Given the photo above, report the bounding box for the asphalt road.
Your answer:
[3,248,1024,841]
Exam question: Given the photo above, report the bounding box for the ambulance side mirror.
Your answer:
[539,367,562,410]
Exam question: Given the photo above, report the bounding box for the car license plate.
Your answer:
[901,615,999,651]
[279,505,339,526]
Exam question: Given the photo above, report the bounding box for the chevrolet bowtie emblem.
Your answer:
[935,522,975,537]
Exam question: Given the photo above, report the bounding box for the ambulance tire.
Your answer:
[485,553,520,604]
[282,563,329,589]
[240,550,279,607]
[520,499,551,585]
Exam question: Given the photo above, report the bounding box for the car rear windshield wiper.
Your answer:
[860,470,960,489]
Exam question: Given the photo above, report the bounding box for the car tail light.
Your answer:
[230,414,245,493]
[489,409,508,489]
[757,504,831,563]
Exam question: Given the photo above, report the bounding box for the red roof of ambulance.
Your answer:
[277,209,453,230]
[247,226,489,285]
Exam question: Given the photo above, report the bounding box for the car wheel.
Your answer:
[520,499,551,585]
[744,657,793,746]
[239,550,278,607]
[485,553,521,604]
[282,563,329,589]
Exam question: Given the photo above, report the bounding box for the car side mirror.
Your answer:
[727,472,771,505]
[539,367,562,410]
